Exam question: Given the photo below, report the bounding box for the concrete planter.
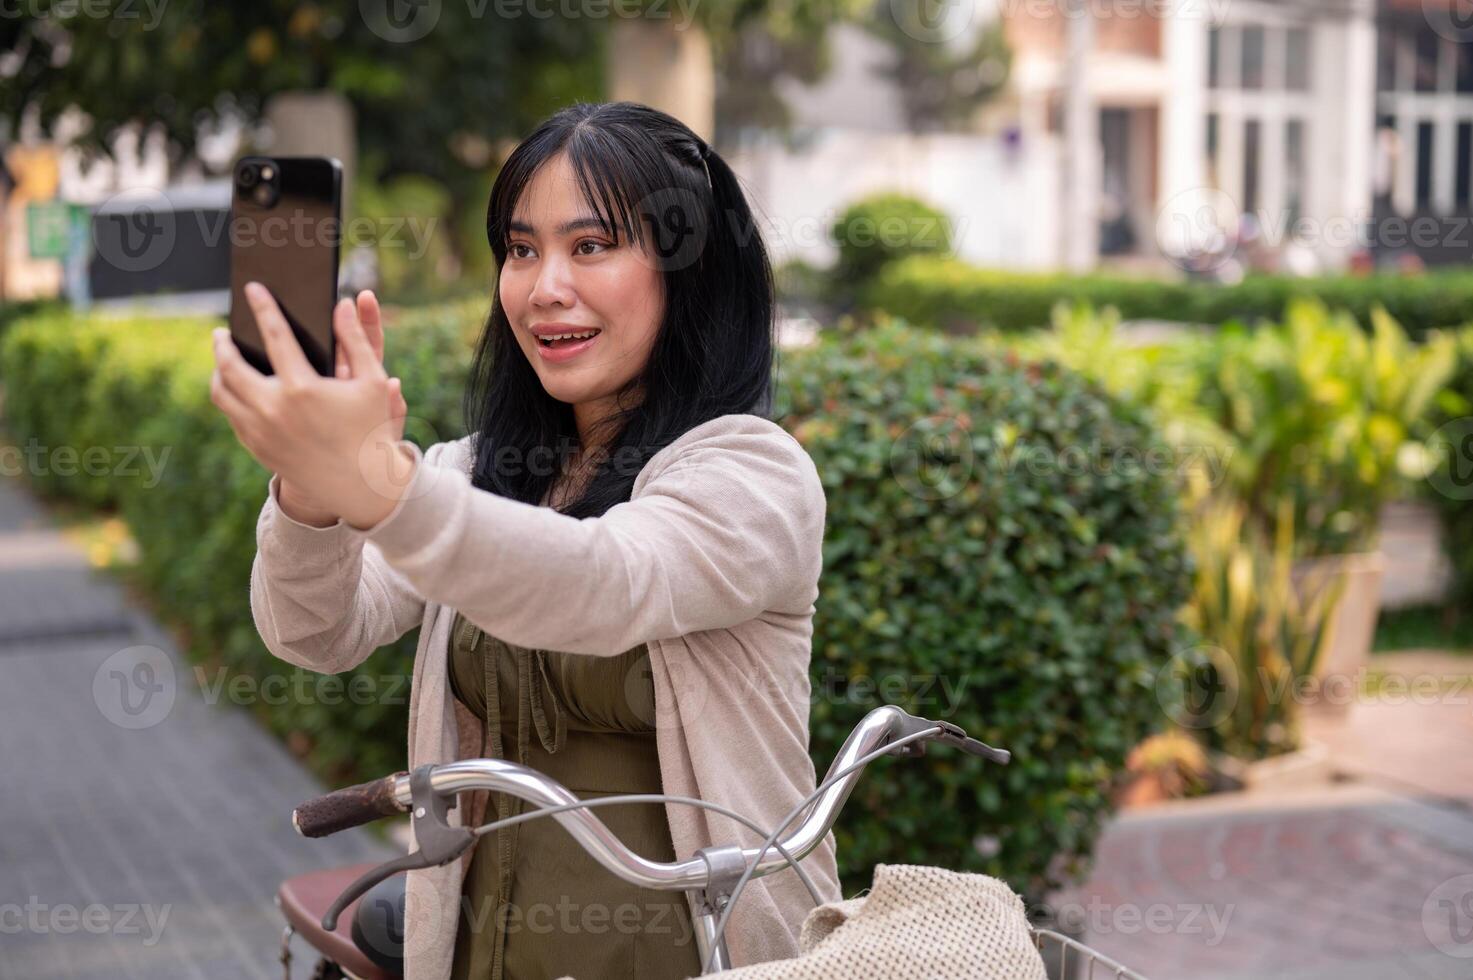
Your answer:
[1291,550,1386,714]
[1211,738,1332,793]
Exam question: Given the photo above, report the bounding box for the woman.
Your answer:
[212,101,841,979]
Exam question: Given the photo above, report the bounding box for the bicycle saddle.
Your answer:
[277,863,401,980]
[352,873,407,975]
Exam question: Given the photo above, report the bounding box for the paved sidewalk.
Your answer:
[1059,784,1473,979]
[0,475,396,979]
[1303,652,1473,808]
[1061,666,1473,980]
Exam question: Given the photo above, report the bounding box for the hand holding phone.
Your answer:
[212,283,412,531]
[275,289,404,527]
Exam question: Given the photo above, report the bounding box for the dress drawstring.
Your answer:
[464,621,565,980]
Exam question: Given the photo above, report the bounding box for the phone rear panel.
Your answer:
[228,156,341,376]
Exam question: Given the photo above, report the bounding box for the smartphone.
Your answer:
[228,155,342,376]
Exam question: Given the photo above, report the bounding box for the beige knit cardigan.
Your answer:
[249,412,842,979]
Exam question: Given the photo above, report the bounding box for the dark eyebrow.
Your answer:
[507,216,612,236]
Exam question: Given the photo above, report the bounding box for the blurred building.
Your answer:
[736,0,1473,275]
[1002,0,1374,273]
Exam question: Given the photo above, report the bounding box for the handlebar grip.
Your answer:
[293,772,409,838]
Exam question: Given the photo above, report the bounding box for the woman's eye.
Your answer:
[576,239,610,255]
[509,243,533,260]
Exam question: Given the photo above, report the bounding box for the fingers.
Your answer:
[212,327,273,405]
[335,295,386,379]
[209,364,260,451]
[334,298,354,378]
[357,290,385,363]
[388,377,407,419]
[244,281,316,383]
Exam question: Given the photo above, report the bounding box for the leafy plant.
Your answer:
[1186,300,1456,556]
[1012,300,1457,559]
[1177,487,1342,759]
[1123,730,1209,799]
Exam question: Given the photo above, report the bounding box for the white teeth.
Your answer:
[540,329,600,342]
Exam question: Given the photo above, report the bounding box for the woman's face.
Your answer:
[499,152,664,435]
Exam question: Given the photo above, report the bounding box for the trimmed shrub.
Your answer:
[859,254,1473,338]
[775,319,1192,898]
[830,194,954,297]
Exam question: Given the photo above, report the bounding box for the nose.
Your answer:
[527,251,576,310]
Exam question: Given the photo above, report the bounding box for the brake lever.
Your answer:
[321,764,475,931]
[886,709,1011,765]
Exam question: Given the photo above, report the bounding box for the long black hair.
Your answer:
[462,101,777,519]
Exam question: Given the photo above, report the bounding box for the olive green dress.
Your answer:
[446,609,702,980]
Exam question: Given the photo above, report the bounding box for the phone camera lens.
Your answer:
[237,162,260,190]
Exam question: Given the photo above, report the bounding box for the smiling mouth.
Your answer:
[537,328,602,349]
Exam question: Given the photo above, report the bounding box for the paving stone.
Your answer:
[0,475,397,978]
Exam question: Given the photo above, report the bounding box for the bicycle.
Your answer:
[276,705,1148,979]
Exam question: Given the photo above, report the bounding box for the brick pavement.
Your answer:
[1057,785,1473,979]
[1059,656,1473,980]
[0,474,396,979]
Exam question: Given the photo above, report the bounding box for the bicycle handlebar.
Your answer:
[292,771,410,839]
[292,705,1008,892]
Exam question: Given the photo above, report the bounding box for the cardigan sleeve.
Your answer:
[340,415,826,656]
[247,440,465,674]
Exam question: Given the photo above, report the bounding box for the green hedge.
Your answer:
[859,255,1473,338]
[1,306,1190,900]
[0,301,483,784]
[776,320,1191,897]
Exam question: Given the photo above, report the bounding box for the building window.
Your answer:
[1208,26,1222,89]
[1415,24,1439,92]
[1458,122,1472,209]
[1286,119,1305,223]
[1285,28,1310,91]
[1244,119,1261,213]
[1377,26,1398,92]
[1242,25,1265,90]
[1375,20,1473,216]
[1417,121,1435,208]
[1206,112,1220,189]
